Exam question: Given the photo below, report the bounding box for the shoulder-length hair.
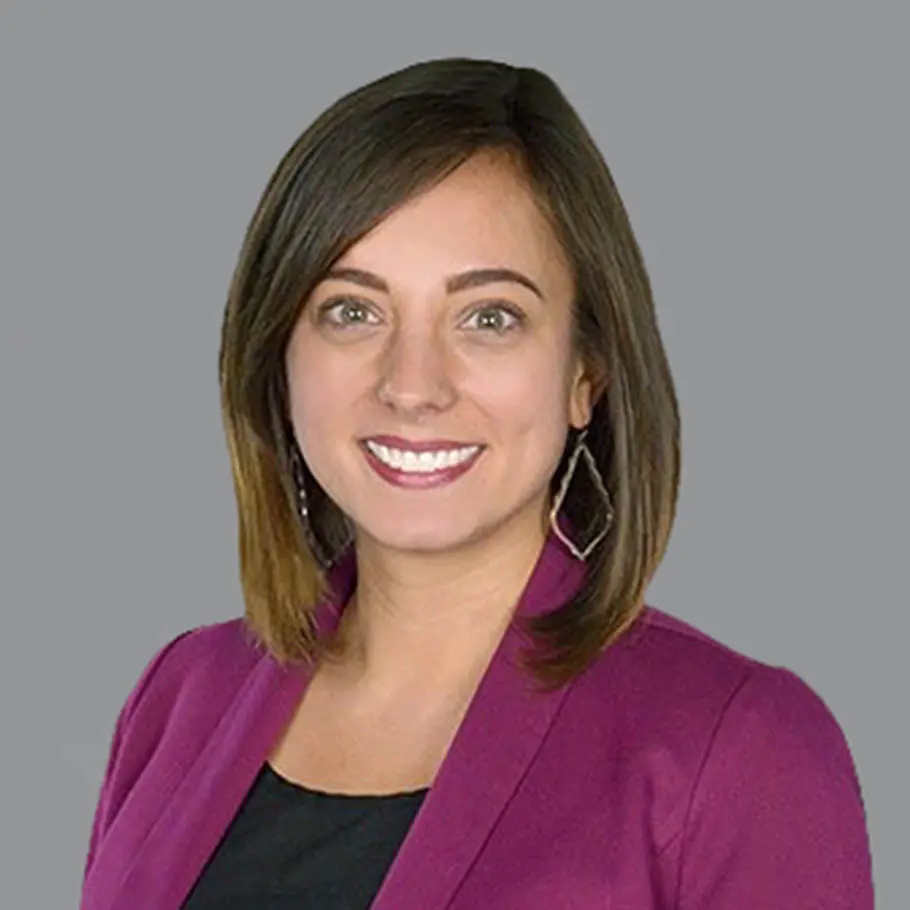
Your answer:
[219,57,680,692]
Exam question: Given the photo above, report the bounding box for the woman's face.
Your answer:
[286,152,594,556]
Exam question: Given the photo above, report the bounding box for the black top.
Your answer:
[182,762,429,909]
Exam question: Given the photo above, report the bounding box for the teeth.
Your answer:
[366,441,480,473]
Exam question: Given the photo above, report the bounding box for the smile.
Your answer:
[365,440,480,473]
[360,437,484,488]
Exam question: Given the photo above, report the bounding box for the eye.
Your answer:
[317,297,381,328]
[461,303,525,335]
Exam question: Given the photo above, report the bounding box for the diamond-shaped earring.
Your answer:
[548,428,614,561]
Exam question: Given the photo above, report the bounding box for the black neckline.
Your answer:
[262,762,431,801]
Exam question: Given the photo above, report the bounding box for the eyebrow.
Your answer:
[323,266,544,300]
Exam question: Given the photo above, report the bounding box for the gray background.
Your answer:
[1,2,905,906]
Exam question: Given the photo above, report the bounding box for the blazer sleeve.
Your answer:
[676,663,874,909]
[82,630,194,884]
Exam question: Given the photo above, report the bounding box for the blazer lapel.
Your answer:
[103,534,583,910]
[105,654,307,908]
[370,534,585,910]
[102,558,357,909]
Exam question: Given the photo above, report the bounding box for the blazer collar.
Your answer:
[114,531,585,909]
[370,532,585,910]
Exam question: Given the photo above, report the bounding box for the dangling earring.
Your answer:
[549,428,615,561]
[289,443,331,567]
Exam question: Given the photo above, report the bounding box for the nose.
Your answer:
[375,323,457,418]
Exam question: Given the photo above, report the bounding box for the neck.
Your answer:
[329,512,549,698]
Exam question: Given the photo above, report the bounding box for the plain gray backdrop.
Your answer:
[1,2,906,906]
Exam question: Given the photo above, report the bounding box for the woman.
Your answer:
[80,58,874,909]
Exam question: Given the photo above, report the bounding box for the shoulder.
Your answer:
[593,604,855,758]
[83,618,268,878]
[568,604,867,855]
[125,615,263,700]
[641,607,865,805]
[112,617,266,758]
[565,604,863,809]
[642,605,849,728]
[134,616,265,691]
[615,609,873,905]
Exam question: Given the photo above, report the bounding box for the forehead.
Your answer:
[334,153,572,292]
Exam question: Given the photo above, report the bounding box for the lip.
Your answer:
[359,437,485,490]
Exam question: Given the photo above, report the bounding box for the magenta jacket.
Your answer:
[80,533,874,908]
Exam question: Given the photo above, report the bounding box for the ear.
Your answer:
[568,358,596,430]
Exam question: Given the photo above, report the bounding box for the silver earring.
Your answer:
[290,445,354,569]
[549,428,614,561]
[289,444,332,567]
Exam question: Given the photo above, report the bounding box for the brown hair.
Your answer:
[219,57,681,691]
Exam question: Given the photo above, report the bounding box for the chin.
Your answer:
[358,516,487,556]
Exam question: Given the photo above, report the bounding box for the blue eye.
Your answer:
[463,304,524,334]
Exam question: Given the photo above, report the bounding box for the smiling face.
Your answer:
[285,152,594,557]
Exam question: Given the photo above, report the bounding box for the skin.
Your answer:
[284,151,594,706]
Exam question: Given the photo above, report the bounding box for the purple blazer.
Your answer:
[80,533,874,908]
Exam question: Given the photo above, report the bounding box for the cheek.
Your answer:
[478,374,569,430]
[466,344,576,438]
[285,340,353,450]
[286,373,358,497]
[289,387,330,448]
